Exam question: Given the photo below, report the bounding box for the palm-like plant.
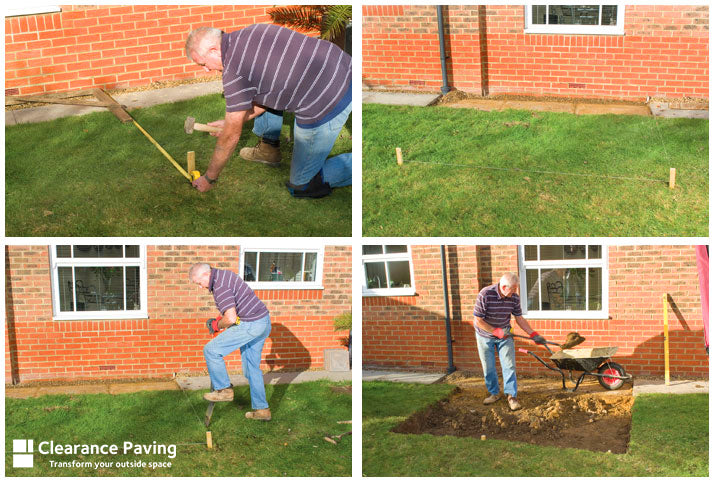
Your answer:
[268,5,352,50]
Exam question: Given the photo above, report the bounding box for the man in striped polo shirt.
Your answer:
[185,24,352,198]
[189,263,272,421]
[473,273,546,411]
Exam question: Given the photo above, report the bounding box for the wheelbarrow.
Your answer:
[519,343,633,392]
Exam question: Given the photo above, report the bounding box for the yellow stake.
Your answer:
[132,120,192,181]
[663,293,670,385]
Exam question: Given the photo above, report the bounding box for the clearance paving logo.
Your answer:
[11,439,176,470]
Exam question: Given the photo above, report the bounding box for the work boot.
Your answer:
[203,387,234,402]
[483,393,501,405]
[507,395,522,411]
[245,408,272,421]
[285,170,332,199]
[239,140,281,167]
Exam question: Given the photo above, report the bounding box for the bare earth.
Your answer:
[392,375,634,453]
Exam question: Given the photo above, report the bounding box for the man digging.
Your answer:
[189,263,272,421]
[185,24,352,198]
[473,273,547,411]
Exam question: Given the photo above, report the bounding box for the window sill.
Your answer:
[524,311,608,320]
[524,27,624,36]
[248,283,324,290]
[53,311,149,321]
[362,288,416,297]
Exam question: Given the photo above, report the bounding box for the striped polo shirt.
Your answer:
[220,24,352,126]
[473,284,522,338]
[209,268,269,322]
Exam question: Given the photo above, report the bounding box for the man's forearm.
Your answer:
[206,131,241,179]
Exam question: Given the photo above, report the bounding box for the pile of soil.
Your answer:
[436,89,646,106]
[392,377,634,453]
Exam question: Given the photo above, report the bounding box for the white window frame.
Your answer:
[362,245,416,297]
[524,5,625,35]
[518,245,608,320]
[5,6,62,17]
[50,245,148,321]
[240,247,324,290]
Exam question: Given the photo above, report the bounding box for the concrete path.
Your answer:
[6,370,351,399]
[362,370,445,384]
[6,80,223,126]
[362,90,440,107]
[633,379,708,396]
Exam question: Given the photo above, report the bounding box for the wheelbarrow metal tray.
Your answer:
[550,347,619,372]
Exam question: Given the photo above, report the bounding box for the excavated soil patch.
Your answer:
[392,378,633,453]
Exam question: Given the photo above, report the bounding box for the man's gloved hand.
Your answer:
[206,316,222,335]
[530,331,547,345]
[493,327,507,339]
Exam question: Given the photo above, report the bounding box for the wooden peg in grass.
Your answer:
[396,147,403,166]
[669,168,676,189]
[187,151,196,174]
[206,431,213,449]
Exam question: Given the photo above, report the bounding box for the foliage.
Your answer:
[268,5,351,47]
[333,311,352,332]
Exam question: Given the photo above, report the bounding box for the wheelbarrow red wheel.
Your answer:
[598,362,626,390]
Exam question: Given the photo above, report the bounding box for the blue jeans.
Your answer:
[476,334,517,398]
[203,314,271,410]
[251,105,352,187]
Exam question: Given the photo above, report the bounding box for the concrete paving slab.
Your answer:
[576,103,650,116]
[362,90,440,107]
[502,100,575,113]
[6,80,224,126]
[633,379,708,396]
[176,370,351,391]
[648,101,708,119]
[362,370,445,384]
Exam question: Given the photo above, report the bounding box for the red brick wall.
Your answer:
[362,245,709,378]
[5,245,351,383]
[362,5,709,101]
[4,5,275,96]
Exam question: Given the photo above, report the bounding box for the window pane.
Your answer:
[385,245,407,254]
[601,5,618,26]
[532,5,547,24]
[588,245,602,259]
[540,245,586,260]
[258,252,304,282]
[524,245,538,261]
[126,267,140,310]
[125,246,140,258]
[58,267,74,312]
[365,262,387,289]
[73,245,124,258]
[244,252,257,281]
[387,261,411,288]
[56,246,72,258]
[563,268,586,310]
[303,252,317,282]
[75,266,125,311]
[588,268,602,310]
[525,268,540,310]
[548,5,600,25]
[362,245,383,255]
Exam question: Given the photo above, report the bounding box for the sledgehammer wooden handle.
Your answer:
[193,122,222,133]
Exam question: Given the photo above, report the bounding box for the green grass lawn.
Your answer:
[362,105,708,236]
[362,381,708,477]
[6,380,351,476]
[5,94,351,236]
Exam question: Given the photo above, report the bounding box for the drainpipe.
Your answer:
[441,245,457,374]
[436,6,450,95]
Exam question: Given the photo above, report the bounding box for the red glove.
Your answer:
[493,327,507,339]
[530,331,547,345]
[206,315,222,335]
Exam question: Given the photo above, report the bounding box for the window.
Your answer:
[50,245,147,320]
[525,5,624,35]
[240,248,324,289]
[5,6,62,17]
[362,245,415,296]
[518,245,608,319]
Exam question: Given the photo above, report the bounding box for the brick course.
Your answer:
[362,5,708,100]
[5,5,276,96]
[362,245,708,378]
[5,245,351,383]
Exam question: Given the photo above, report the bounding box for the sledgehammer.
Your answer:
[184,116,222,135]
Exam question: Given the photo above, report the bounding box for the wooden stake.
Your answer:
[187,151,196,174]
[206,431,213,449]
[669,168,676,189]
[396,147,403,166]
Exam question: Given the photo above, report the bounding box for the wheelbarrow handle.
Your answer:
[510,333,560,347]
